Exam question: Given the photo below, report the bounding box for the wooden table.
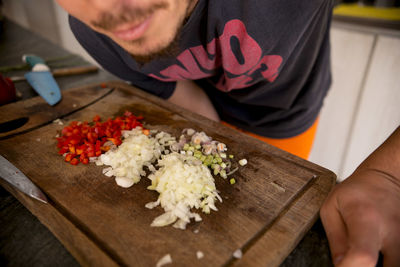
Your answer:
[0,19,335,267]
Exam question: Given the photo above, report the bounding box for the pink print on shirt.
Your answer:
[148,19,283,92]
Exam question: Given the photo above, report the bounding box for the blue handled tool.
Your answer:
[23,54,62,106]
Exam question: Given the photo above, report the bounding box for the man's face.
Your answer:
[56,0,198,62]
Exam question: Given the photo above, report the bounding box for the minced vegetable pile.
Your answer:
[56,111,247,230]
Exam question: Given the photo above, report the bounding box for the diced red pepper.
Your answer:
[142,129,150,136]
[87,151,95,158]
[65,153,74,162]
[101,146,110,152]
[57,111,145,166]
[93,115,101,122]
[58,147,68,155]
[70,158,79,165]
[68,144,76,154]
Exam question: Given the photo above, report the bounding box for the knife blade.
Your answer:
[0,155,48,203]
[23,54,62,106]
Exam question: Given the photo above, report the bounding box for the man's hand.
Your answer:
[321,170,400,266]
[320,127,400,267]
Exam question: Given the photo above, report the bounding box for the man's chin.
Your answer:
[129,38,180,64]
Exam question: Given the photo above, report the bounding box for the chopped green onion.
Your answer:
[194,150,202,158]
[230,178,236,185]
[220,170,227,179]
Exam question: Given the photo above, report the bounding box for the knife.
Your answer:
[0,155,48,203]
[10,65,99,83]
[23,54,62,106]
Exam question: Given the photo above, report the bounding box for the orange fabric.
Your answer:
[221,118,319,160]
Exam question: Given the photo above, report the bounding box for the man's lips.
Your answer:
[112,15,153,41]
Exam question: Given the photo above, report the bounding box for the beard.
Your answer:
[90,0,197,64]
[129,30,182,64]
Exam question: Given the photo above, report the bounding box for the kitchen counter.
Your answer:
[0,19,333,267]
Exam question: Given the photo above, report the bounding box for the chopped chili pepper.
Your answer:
[142,129,150,136]
[70,158,79,165]
[57,111,146,166]
[93,115,101,122]
[65,153,74,162]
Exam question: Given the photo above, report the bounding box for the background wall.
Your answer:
[309,23,400,180]
[2,0,95,64]
[2,0,400,181]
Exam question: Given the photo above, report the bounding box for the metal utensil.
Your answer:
[0,155,48,203]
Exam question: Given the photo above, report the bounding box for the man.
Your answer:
[55,0,400,266]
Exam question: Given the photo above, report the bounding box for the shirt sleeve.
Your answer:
[68,15,176,99]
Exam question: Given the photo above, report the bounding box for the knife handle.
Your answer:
[22,55,48,70]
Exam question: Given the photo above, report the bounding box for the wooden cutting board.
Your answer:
[0,81,336,267]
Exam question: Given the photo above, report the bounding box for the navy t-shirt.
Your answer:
[69,0,333,138]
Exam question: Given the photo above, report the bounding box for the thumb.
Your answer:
[337,208,381,267]
[320,199,348,264]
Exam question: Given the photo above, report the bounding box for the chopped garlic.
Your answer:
[186,128,195,136]
[115,177,134,188]
[53,118,63,125]
[238,159,248,166]
[196,251,204,259]
[217,143,226,152]
[233,249,242,259]
[156,254,172,267]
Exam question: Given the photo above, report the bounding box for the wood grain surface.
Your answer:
[0,84,112,139]
[0,81,336,266]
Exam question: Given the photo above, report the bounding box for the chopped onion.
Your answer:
[96,128,176,187]
[115,177,134,188]
[156,254,172,267]
[147,152,222,229]
[233,249,243,259]
[196,251,204,259]
[238,159,248,166]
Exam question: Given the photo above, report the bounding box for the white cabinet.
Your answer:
[310,23,400,181]
[341,35,400,178]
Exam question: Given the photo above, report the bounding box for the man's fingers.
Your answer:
[338,249,379,267]
[337,205,381,267]
[320,197,348,264]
